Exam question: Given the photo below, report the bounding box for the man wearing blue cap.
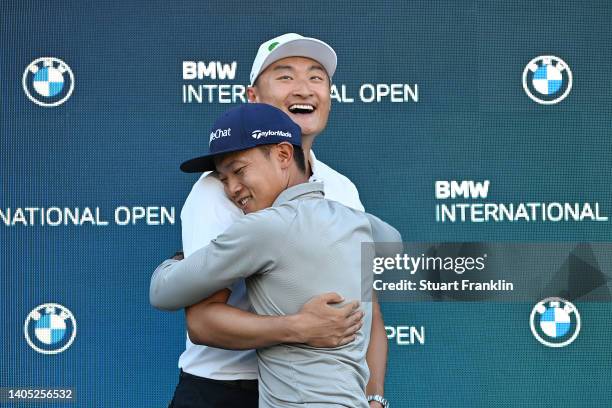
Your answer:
[151,103,400,408]
[151,34,391,408]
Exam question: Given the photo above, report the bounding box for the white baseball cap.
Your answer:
[249,33,337,86]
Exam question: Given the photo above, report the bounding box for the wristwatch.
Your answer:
[367,394,389,408]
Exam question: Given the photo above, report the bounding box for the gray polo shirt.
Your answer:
[150,182,401,407]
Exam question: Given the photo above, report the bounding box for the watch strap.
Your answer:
[367,394,389,408]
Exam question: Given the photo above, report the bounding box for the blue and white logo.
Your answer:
[251,129,292,140]
[209,128,231,146]
[24,303,77,354]
[530,297,580,347]
[22,57,75,107]
[522,56,572,105]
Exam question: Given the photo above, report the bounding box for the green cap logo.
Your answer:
[268,42,279,52]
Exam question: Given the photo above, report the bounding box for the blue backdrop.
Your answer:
[2,1,611,406]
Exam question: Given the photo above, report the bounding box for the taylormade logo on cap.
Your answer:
[180,104,302,173]
[209,128,231,145]
[251,129,292,140]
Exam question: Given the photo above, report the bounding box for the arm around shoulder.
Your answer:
[149,258,204,311]
[150,210,284,311]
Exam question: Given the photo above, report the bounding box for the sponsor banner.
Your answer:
[0,206,175,227]
[181,61,418,104]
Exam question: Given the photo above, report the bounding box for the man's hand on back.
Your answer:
[289,292,364,347]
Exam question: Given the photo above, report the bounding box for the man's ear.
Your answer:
[246,86,258,102]
[274,142,294,169]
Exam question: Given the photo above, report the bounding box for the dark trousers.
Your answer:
[168,370,259,408]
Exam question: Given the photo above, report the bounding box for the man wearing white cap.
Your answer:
[151,33,389,408]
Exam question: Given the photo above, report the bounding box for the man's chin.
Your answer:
[288,116,321,135]
[294,122,323,139]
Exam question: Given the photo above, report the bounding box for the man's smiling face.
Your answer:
[214,146,286,214]
[248,56,331,138]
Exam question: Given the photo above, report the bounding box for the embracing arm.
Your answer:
[150,255,363,349]
[150,211,364,349]
[185,289,296,349]
[185,290,363,350]
[150,258,202,310]
[366,292,387,404]
[364,213,403,406]
[150,211,280,310]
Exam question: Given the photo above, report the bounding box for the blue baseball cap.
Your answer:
[180,103,302,173]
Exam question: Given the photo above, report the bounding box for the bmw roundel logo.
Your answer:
[530,297,580,348]
[522,55,572,105]
[24,303,77,354]
[22,57,75,107]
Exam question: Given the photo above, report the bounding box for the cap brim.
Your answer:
[252,38,337,85]
[180,154,216,173]
[180,144,245,173]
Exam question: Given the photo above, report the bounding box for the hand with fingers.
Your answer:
[293,292,364,348]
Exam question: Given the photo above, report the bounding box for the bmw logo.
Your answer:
[22,57,75,107]
[530,297,580,348]
[24,303,77,354]
[522,55,572,105]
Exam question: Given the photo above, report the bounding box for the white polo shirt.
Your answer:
[178,151,364,380]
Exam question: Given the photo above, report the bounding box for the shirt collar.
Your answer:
[272,182,325,207]
[308,150,321,182]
